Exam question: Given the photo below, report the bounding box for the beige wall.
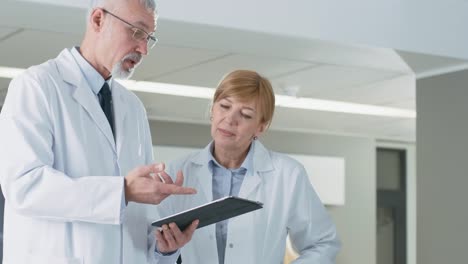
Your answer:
[417,70,468,264]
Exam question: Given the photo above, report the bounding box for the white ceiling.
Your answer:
[1,0,467,142]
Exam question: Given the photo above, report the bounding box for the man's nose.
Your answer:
[136,40,149,55]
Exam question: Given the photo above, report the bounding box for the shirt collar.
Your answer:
[207,141,254,173]
[70,46,111,95]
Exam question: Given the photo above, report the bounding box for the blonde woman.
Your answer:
[155,70,340,264]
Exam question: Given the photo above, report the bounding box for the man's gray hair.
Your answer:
[87,0,157,22]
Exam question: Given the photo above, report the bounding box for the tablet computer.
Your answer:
[152,196,263,230]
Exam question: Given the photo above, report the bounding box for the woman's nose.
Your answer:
[224,111,238,124]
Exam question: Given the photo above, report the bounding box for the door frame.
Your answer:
[376,141,416,264]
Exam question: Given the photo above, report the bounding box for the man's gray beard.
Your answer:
[111,53,142,79]
[111,62,134,79]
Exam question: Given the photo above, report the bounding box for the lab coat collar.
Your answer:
[191,140,274,200]
[240,140,274,198]
[54,48,129,154]
[250,140,274,173]
[192,140,273,172]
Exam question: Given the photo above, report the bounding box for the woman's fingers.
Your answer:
[155,220,199,253]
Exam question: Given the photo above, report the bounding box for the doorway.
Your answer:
[377,147,407,264]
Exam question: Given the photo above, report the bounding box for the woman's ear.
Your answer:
[209,105,213,121]
[255,122,268,138]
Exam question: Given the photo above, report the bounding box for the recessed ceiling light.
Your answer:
[0,67,25,79]
[0,66,416,118]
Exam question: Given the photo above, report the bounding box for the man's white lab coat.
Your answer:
[0,48,157,264]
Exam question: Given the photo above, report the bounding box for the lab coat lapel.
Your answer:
[238,171,261,199]
[111,82,128,157]
[56,49,116,152]
[191,145,214,202]
[238,141,273,199]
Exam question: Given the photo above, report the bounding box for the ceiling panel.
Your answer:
[0,26,19,40]
[0,29,81,68]
[132,45,228,81]
[333,112,415,141]
[398,50,468,75]
[159,19,411,73]
[321,73,415,107]
[271,65,402,98]
[272,106,391,131]
[136,92,212,122]
[153,54,315,88]
[271,106,414,141]
[345,118,415,141]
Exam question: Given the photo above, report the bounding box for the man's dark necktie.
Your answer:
[99,82,114,136]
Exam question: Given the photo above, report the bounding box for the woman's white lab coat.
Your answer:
[155,141,340,264]
[0,49,157,264]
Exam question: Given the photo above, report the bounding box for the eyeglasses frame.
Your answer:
[101,8,158,49]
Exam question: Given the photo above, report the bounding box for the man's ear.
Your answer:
[90,8,105,32]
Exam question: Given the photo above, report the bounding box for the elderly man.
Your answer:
[0,1,197,263]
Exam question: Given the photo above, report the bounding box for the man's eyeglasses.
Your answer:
[102,8,158,50]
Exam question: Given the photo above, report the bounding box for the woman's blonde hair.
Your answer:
[213,70,275,126]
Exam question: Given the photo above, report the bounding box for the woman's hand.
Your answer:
[156,220,199,253]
